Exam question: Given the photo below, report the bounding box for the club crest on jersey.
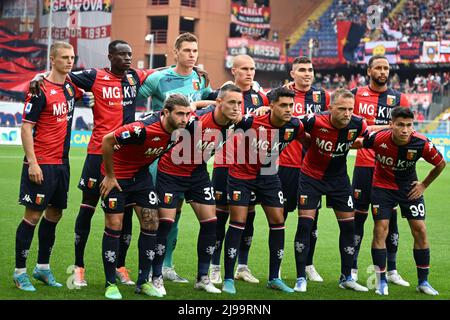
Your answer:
[372,204,379,215]
[347,129,357,141]
[36,194,45,205]
[299,195,308,206]
[109,198,117,209]
[121,131,131,139]
[24,103,33,114]
[312,91,321,103]
[251,94,259,105]
[126,74,136,86]
[65,84,74,97]
[387,95,396,106]
[354,189,361,200]
[407,149,417,160]
[192,79,200,91]
[232,191,241,201]
[88,178,97,189]
[284,128,294,141]
[164,193,173,204]
[215,191,223,200]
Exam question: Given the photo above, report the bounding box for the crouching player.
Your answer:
[99,94,191,299]
[356,107,445,296]
[222,87,308,294]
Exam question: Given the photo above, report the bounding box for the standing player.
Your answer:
[351,55,410,286]
[279,56,329,282]
[29,42,152,286]
[13,42,83,291]
[357,107,445,296]
[209,55,268,285]
[68,41,153,287]
[151,84,242,295]
[99,94,192,299]
[137,32,213,283]
[222,87,307,295]
[294,88,369,293]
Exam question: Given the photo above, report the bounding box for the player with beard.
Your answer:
[29,41,153,287]
[350,55,410,286]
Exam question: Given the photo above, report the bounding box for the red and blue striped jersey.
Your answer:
[363,129,444,190]
[352,86,409,167]
[279,85,329,168]
[301,112,368,180]
[101,113,176,179]
[213,85,269,169]
[22,78,82,164]
[158,105,233,177]
[229,113,305,179]
[70,68,152,155]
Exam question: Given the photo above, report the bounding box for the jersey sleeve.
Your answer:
[359,119,369,137]
[135,69,155,85]
[300,114,315,133]
[235,114,254,131]
[207,90,219,100]
[295,119,305,141]
[22,91,46,124]
[324,91,330,109]
[114,122,147,145]
[70,81,84,101]
[362,131,377,149]
[69,69,97,91]
[201,82,213,99]
[422,139,444,166]
[259,91,269,106]
[137,71,161,100]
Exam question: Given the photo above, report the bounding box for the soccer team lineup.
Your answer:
[8,32,448,300]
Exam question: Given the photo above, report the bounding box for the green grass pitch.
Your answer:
[1,145,449,300]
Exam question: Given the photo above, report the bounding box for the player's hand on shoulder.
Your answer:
[351,138,364,149]
[254,106,270,116]
[232,111,243,124]
[29,72,49,96]
[283,81,295,91]
[408,181,426,200]
[100,176,122,199]
[82,91,95,108]
[28,163,43,185]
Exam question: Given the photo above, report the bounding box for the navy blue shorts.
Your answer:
[156,169,215,209]
[19,162,70,211]
[101,169,157,214]
[78,154,102,195]
[212,167,229,206]
[371,186,426,221]
[298,172,354,212]
[278,165,300,213]
[227,174,283,208]
[352,166,374,212]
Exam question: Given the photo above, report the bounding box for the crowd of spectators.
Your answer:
[310,71,450,121]
[324,0,449,43]
[382,0,450,42]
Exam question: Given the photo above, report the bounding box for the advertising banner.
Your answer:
[230,3,270,38]
[226,37,285,72]
[38,0,114,68]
